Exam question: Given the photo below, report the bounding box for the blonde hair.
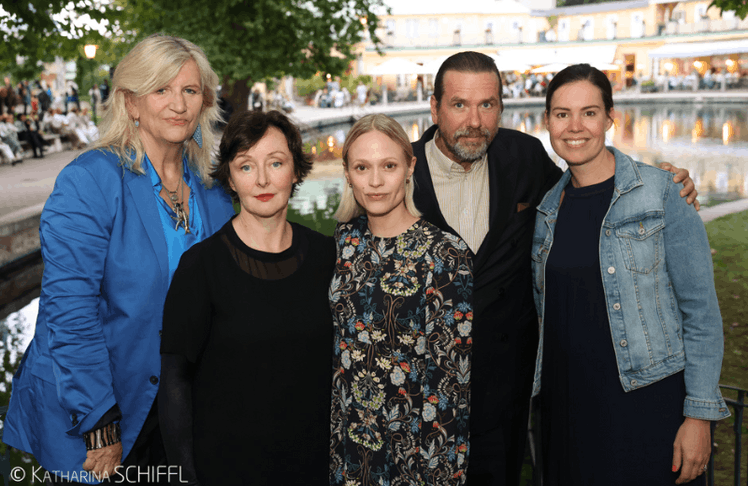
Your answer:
[334,114,421,222]
[92,34,220,186]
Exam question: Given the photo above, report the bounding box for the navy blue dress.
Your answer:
[540,176,703,486]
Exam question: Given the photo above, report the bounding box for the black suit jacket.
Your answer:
[412,124,562,483]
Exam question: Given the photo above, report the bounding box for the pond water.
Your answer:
[293,103,748,213]
[3,102,747,370]
[1,298,37,393]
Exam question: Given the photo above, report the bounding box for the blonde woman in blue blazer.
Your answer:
[3,35,234,484]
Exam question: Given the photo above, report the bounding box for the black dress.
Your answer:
[160,220,335,486]
[540,176,703,486]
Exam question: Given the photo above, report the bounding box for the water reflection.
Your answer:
[296,103,748,211]
[1,298,38,392]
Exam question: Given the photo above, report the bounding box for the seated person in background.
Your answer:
[703,69,715,89]
[16,113,45,158]
[49,107,84,149]
[41,108,55,133]
[333,89,345,108]
[318,88,331,108]
[0,139,17,164]
[70,108,100,144]
[0,114,24,161]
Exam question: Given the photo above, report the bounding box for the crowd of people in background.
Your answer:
[505,68,748,96]
[313,76,353,108]
[302,67,748,108]
[0,76,107,165]
[505,71,555,98]
[653,68,748,91]
[250,88,295,113]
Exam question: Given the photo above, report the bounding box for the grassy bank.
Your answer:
[706,209,748,485]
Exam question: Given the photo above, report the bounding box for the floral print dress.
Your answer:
[329,216,474,486]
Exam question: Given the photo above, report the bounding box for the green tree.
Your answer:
[709,0,748,19]
[0,0,121,80]
[121,0,387,114]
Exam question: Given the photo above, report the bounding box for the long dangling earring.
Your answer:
[192,123,203,148]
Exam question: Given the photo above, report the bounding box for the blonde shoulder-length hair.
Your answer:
[334,114,422,223]
[92,34,220,186]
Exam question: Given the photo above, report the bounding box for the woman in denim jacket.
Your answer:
[530,64,729,486]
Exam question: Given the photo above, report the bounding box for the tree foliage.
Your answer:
[120,0,387,111]
[0,0,121,80]
[709,0,748,19]
[555,0,747,16]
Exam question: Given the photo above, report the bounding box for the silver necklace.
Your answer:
[163,167,190,234]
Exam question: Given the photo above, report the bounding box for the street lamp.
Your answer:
[84,45,98,123]
[84,44,97,59]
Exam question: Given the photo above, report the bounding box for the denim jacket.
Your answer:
[531,147,730,421]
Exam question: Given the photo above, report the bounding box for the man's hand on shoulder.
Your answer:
[660,162,700,211]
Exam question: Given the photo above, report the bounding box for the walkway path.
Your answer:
[700,198,748,223]
[0,148,86,226]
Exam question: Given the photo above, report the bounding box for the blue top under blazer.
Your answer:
[3,148,235,482]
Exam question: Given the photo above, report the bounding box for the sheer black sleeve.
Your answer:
[85,404,122,433]
[158,353,200,486]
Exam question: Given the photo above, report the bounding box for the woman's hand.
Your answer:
[82,442,122,478]
[672,417,711,484]
[660,162,700,210]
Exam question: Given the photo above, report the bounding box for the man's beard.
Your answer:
[442,127,494,163]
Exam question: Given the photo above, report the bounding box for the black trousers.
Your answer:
[20,131,44,156]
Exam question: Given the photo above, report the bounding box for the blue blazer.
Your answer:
[3,149,234,481]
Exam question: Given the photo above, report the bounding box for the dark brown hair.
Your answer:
[211,110,312,202]
[545,64,614,117]
[433,51,503,108]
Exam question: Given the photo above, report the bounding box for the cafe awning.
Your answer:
[494,45,618,68]
[487,54,531,72]
[648,39,748,59]
[531,63,570,73]
[418,54,531,76]
[419,56,451,76]
[366,58,422,75]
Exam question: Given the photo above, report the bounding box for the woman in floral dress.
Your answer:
[329,114,474,485]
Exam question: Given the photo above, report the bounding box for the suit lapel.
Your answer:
[473,131,519,267]
[412,125,456,235]
[126,172,169,280]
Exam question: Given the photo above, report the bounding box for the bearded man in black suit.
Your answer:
[410,51,697,486]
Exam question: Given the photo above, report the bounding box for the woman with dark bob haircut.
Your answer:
[159,110,336,486]
[531,64,729,485]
